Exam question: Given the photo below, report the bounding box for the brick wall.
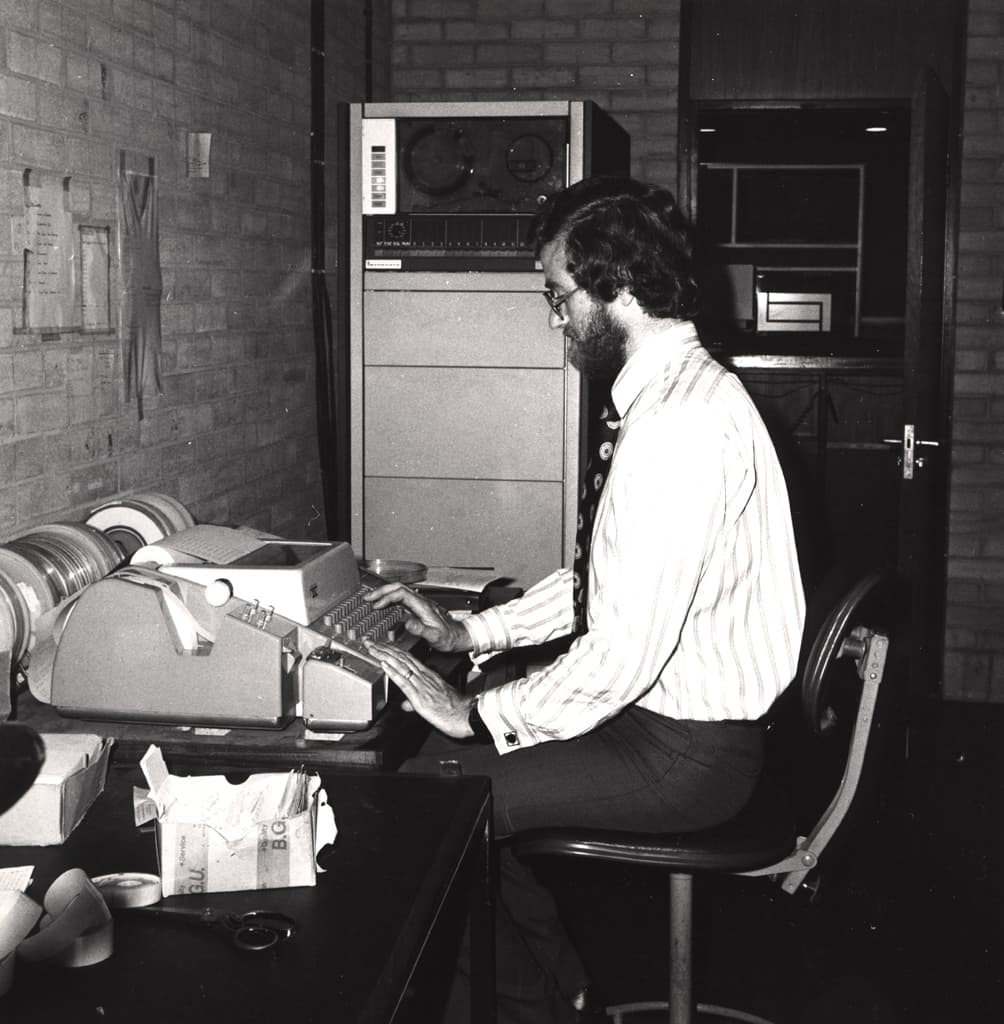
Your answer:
[943,0,1004,701]
[388,0,681,188]
[0,0,330,540]
[9,1,987,694]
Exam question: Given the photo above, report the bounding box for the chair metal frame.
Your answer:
[660,624,889,1024]
[513,573,892,1024]
[743,625,888,895]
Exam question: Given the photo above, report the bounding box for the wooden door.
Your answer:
[679,74,954,712]
[892,68,951,705]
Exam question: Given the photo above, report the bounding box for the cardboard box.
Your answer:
[137,745,337,896]
[0,734,111,846]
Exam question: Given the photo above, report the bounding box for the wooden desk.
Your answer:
[0,764,495,1023]
[13,692,429,773]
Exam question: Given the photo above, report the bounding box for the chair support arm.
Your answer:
[742,629,889,895]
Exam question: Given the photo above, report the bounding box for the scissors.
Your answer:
[125,906,297,951]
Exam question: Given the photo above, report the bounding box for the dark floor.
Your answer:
[539,698,1004,1023]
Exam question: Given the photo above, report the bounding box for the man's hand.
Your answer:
[364,641,475,739]
[363,583,474,653]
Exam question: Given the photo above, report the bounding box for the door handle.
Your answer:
[882,425,939,480]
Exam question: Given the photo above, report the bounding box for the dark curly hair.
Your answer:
[529,177,699,320]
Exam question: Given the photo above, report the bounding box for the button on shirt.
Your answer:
[466,322,806,754]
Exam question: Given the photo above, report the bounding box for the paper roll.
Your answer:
[129,543,179,567]
[85,504,167,548]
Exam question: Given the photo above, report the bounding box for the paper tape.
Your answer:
[18,868,113,967]
[49,917,114,968]
[90,872,162,909]
[0,891,43,956]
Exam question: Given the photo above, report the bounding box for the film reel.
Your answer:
[85,492,196,557]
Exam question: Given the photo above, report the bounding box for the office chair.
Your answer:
[511,571,892,1024]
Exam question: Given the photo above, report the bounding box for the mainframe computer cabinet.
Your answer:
[349,101,629,588]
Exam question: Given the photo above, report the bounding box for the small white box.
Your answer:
[0,734,111,846]
[757,291,833,332]
[154,802,322,897]
[138,746,337,896]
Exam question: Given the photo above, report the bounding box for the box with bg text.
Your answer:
[137,745,337,896]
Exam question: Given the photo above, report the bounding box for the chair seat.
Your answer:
[511,774,796,874]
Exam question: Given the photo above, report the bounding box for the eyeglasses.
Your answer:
[542,286,581,317]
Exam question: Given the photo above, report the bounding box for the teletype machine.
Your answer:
[48,526,414,732]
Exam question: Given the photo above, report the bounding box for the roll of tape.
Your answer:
[18,868,112,967]
[90,872,162,909]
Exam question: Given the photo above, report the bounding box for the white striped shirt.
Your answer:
[467,323,805,754]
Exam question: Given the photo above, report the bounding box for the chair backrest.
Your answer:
[747,570,893,894]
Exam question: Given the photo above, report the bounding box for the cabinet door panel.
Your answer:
[364,366,566,480]
[365,290,564,368]
[363,477,564,588]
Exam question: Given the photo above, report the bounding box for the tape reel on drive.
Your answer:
[396,116,568,214]
[364,115,569,269]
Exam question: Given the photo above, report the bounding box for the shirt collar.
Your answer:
[610,320,702,419]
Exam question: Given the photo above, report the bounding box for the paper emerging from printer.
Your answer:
[130,523,276,566]
[136,745,337,894]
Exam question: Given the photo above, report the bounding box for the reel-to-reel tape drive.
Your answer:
[361,115,570,270]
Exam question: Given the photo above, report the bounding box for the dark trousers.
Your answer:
[401,705,765,1024]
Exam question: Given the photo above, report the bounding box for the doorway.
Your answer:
[688,104,911,353]
[681,102,910,584]
[679,80,953,710]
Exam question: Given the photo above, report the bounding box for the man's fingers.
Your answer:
[369,648,410,678]
[367,641,427,688]
[365,582,436,621]
[366,583,437,624]
[364,581,413,608]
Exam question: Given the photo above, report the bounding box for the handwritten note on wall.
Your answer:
[80,225,111,330]
[22,170,75,330]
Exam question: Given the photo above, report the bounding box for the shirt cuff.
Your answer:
[477,687,529,754]
[462,605,510,655]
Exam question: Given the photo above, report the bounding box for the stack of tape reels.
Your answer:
[0,492,195,712]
